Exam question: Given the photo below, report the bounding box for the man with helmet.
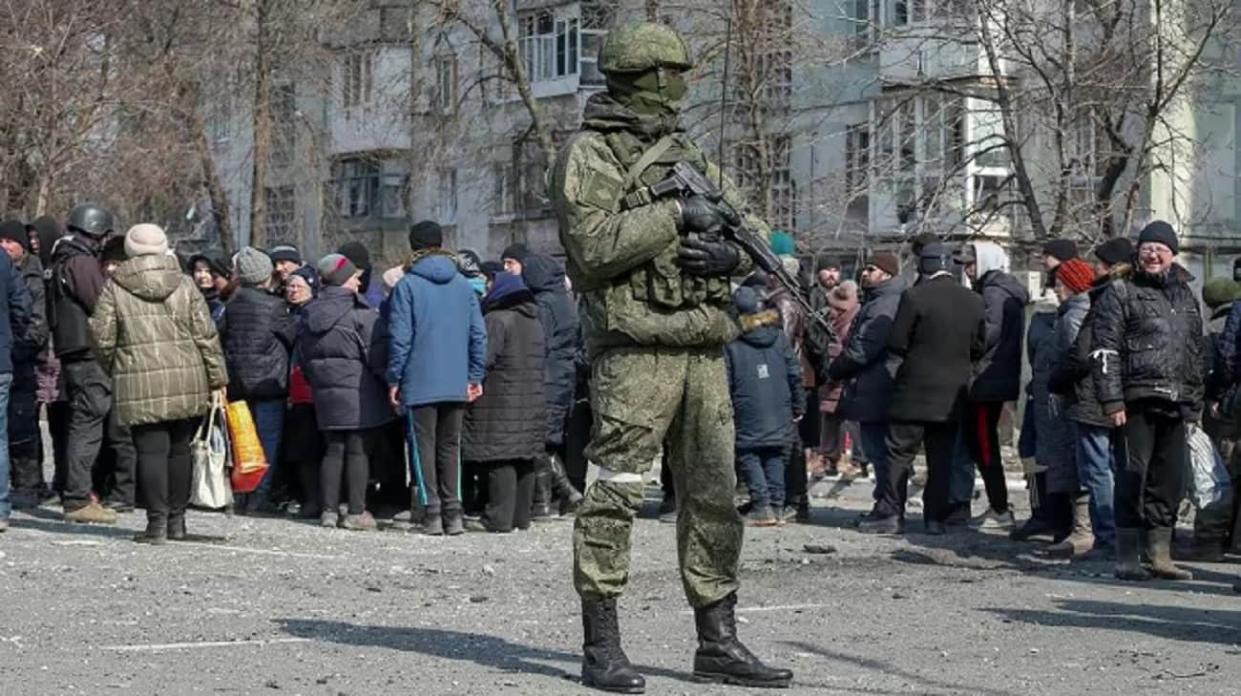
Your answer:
[549,22,791,692]
[50,203,136,524]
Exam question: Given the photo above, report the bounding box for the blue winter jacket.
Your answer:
[386,252,487,407]
[725,311,804,450]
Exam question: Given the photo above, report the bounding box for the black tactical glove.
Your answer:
[678,237,740,277]
[677,195,725,235]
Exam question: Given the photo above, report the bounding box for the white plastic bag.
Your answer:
[1186,423,1232,510]
[191,393,234,509]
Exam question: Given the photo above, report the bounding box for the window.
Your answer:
[439,168,458,223]
[264,186,295,242]
[333,158,407,219]
[434,53,458,114]
[271,82,296,169]
[341,51,374,111]
[770,136,797,230]
[892,0,908,25]
[1070,116,1104,183]
[579,2,611,86]
[519,11,579,82]
[336,159,378,219]
[845,124,871,195]
[493,162,515,216]
[852,0,871,41]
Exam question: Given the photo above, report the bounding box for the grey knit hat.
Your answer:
[234,246,274,286]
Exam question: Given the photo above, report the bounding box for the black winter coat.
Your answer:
[220,286,295,401]
[1050,276,1110,427]
[971,270,1029,402]
[725,311,804,450]
[887,274,986,422]
[297,287,392,431]
[1091,263,1204,415]
[49,235,103,361]
[463,287,546,462]
[829,276,907,423]
[522,255,580,448]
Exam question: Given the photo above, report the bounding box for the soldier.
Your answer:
[549,23,792,693]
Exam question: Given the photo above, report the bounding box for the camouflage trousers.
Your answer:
[573,345,743,609]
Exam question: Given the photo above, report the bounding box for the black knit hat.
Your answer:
[1137,220,1178,254]
[1042,238,1079,262]
[409,220,443,251]
[268,244,301,265]
[337,240,371,270]
[1093,237,1134,266]
[910,232,939,256]
[0,220,28,251]
[501,243,530,263]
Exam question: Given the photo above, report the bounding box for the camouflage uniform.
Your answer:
[550,25,765,610]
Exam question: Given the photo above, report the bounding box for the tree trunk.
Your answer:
[491,0,556,166]
[248,0,273,249]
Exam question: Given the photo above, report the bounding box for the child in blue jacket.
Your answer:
[725,287,804,526]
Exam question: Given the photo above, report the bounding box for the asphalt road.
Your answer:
[1,475,1238,696]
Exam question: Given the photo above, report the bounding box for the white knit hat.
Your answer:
[124,224,169,258]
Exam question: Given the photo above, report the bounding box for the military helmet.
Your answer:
[599,23,693,74]
[66,203,114,238]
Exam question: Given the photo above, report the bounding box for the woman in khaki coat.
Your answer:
[91,224,228,544]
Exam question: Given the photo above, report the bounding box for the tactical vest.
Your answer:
[596,129,732,310]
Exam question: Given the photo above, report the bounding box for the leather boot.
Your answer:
[1114,528,1151,581]
[1047,495,1094,559]
[1147,527,1193,580]
[550,454,583,514]
[581,597,645,694]
[692,593,793,688]
[167,513,187,541]
[134,514,168,545]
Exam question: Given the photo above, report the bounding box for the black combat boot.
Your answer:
[692,593,793,688]
[581,597,645,694]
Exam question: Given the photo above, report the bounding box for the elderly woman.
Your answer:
[90,225,229,544]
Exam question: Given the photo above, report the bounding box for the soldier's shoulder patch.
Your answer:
[579,169,623,213]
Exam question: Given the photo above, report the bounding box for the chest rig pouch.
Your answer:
[602,131,731,310]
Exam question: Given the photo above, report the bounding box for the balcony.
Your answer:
[878,27,995,85]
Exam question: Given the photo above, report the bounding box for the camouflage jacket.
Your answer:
[550,94,766,355]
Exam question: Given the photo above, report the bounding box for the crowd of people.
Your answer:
[0,203,1237,590]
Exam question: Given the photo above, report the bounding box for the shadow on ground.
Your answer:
[785,641,1026,696]
[984,598,1241,646]
[274,618,703,685]
[8,505,138,540]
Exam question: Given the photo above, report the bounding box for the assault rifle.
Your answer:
[648,161,835,340]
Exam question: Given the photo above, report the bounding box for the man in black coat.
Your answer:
[50,204,136,524]
[1091,221,1204,582]
[955,241,1029,529]
[0,221,47,505]
[0,234,32,531]
[521,254,583,517]
[860,243,986,535]
[829,251,905,517]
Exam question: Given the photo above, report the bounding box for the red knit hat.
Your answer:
[1055,258,1095,294]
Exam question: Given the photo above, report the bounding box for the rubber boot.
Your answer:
[1047,495,1094,559]
[550,454,583,515]
[1114,528,1151,581]
[691,593,793,688]
[1147,527,1193,580]
[581,597,645,694]
[531,459,552,520]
